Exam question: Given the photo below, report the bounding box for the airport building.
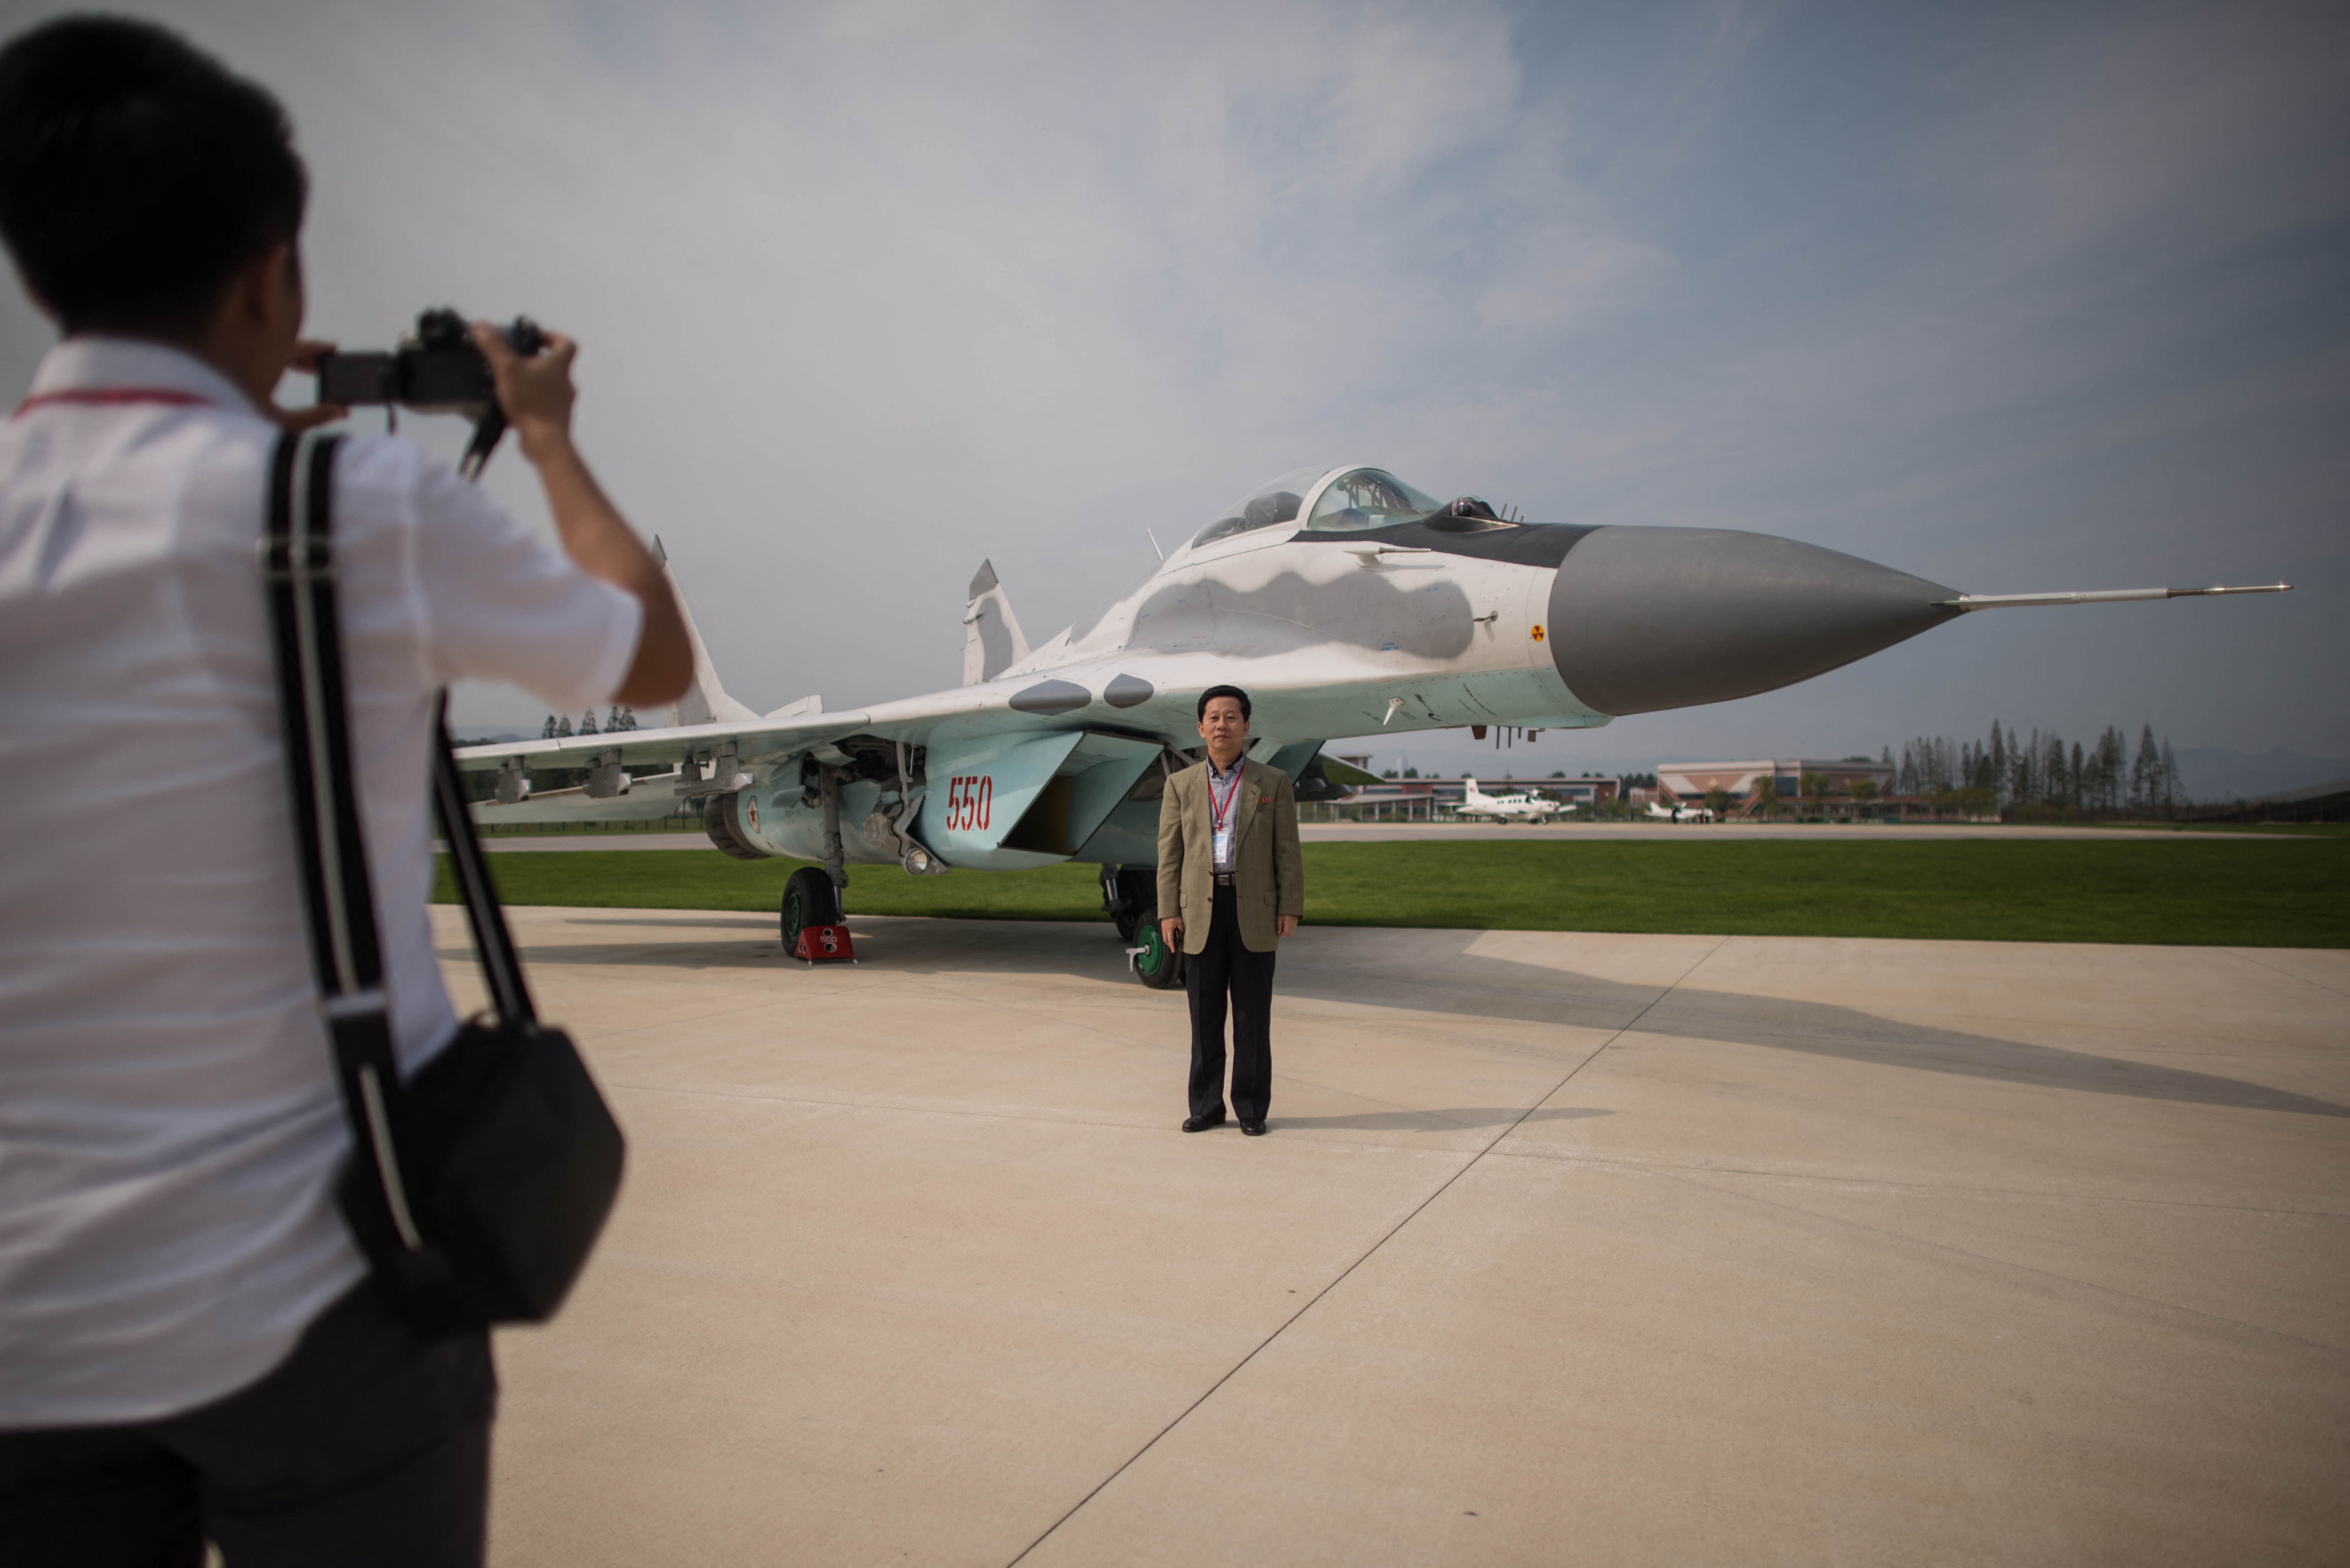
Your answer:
[1658,758,1896,819]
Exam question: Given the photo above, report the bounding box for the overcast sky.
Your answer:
[7,0,2344,771]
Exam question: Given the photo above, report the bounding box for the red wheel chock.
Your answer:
[794,923,856,963]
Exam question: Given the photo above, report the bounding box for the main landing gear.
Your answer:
[780,764,855,962]
[780,866,842,956]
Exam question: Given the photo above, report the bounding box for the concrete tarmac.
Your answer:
[446,908,2350,1566]
[466,822,2260,851]
[1298,820,2256,841]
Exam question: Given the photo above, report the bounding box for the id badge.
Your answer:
[1213,822,1233,867]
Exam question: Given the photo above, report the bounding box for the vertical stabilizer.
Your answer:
[962,559,1030,685]
[655,537,760,727]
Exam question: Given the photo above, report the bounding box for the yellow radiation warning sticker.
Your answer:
[1531,623,1546,642]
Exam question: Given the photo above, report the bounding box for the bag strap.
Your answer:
[430,700,536,1026]
[263,429,381,1005]
[263,427,464,1259]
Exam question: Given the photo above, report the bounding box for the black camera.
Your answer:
[315,308,541,413]
[314,308,545,478]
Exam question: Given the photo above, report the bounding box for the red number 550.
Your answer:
[945,774,992,832]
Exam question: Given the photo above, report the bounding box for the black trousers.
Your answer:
[1186,882,1277,1122]
[0,1281,494,1568]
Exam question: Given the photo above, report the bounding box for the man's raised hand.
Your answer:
[472,320,578,464]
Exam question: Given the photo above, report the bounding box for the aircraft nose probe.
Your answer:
[1932,584,2292,610]
[1540,524,2291,718]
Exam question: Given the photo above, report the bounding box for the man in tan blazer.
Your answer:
[1158,685,1304,1136]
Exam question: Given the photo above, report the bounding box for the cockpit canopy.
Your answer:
[1303,468,1445,532]
[1190,465,1324,549]
[1188,466,1449,549]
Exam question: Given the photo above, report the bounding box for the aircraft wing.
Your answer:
[453,709,873,773]
[452,671,1167,774]
[450,676,1198,854]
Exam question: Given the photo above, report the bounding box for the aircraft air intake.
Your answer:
[1546,527,1960,716]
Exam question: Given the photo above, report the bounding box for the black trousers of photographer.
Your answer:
[1186,880,1276,1123]
[0,1282,491,1568]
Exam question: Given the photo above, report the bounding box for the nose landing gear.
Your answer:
[1101,865,1156,942]
[1126,902,1185,989]
[1103,865,1182,987]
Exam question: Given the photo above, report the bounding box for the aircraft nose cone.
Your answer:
[1547,527,1960,716]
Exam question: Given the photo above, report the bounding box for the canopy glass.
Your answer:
[1188,465,1451,548]
[1303,468,1444,532]
[1189,465,1330,549]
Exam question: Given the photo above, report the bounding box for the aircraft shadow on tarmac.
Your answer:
[1274,1106,1612,1133]
[453,917,2350,1120]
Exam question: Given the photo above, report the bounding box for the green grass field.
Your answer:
[437,838,2350,947]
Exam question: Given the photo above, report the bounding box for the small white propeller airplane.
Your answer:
[455,463,2286,983]
[1458,776,1570,823]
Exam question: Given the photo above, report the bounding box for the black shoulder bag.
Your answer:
[262,427,625,1336]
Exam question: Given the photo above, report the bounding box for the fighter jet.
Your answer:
[1459,776,1569,824]
[459,463,2286,983]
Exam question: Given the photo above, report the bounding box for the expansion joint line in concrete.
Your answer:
[2223,948,2350,1001]
[1001,935,1727,1568]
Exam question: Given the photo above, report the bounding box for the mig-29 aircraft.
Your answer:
[1458,776,1571,824]
[458,463,2286,984]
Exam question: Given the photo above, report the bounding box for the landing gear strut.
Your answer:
[1101,865,1155,942]
[817,764,848,908]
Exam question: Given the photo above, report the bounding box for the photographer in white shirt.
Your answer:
[0,16,689,1565]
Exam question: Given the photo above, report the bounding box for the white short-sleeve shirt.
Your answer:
[0,339,642,1427]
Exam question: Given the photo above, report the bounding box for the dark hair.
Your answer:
[1197,684,1252,722]
[0,16,307,337]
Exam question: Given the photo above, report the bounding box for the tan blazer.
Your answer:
[1156,756,1305,954]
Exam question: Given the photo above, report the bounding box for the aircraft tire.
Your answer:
[780,866,841,954]
[1130,903,1185,990]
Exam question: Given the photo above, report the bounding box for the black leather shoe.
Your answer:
[1240,1119,1267,1136]
[1182,1111,1226,1133]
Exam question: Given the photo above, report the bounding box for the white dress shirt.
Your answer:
[0,338,641,1427]
[1207,755,1245,874]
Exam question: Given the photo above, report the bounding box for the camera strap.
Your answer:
[262,426,538,1255]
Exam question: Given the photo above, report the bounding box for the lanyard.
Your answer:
[14,387,212,417]
[1209,763,1244,833]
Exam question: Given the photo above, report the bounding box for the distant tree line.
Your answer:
[540,705,640,739]
[1891,721,2183,820]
